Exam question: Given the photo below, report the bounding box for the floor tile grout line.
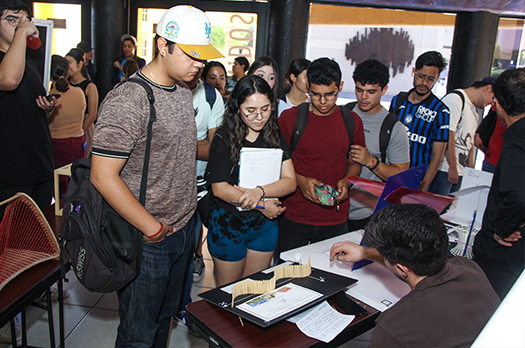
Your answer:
[62,305,97,345]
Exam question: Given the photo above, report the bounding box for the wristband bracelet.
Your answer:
[256,185,266,200]
[368,157,380,172]
[146,222,164,239]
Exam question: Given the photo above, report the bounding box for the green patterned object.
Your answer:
[315,184,339,206]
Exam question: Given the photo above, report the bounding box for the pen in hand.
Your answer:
[230,201,265,209]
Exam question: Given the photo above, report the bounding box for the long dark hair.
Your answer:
[51,55,70,93]
[224,75,281,163]
[285,58,311,87]
[66,48,89,79]
[247,56,280,102]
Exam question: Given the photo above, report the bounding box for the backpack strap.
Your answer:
[379,113,400,163]
[345,102,400,163]
[117,77,156,205]
[292,102,355,156]
[392,91,409,117]
[339,105,355,156]
[345,101,358,111]
[290,102,310,152]
[447,90,466,125]
[203,81,217,110]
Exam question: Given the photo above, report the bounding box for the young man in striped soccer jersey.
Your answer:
[389,51,450,191]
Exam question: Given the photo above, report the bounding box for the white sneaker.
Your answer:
[38,283,70,302]
[192,255,205,282]
[0,318,21,343]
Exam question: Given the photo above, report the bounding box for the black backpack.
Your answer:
[62,77,156,293]
[443,90,466,124]
[391,91,409,118]
[344,102,400,163]
[392,90,464,124]
[291,102,355,154]
[203,80,217,110]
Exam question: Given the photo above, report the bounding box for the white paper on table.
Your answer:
[295,301,355,343]
[237,283,322,322]
[280,231,411,312]
[238,148,282,189]
[344,263,409,311]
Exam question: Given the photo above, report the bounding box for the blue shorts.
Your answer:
[207,205,278,262]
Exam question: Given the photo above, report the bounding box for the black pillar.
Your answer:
[80,0,91,45]
[447,11,499,90]
[268,0,309,99]
[93,0,127,99]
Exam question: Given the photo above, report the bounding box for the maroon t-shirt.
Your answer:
[279,106,365,225]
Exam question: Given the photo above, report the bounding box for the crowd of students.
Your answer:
[1,1,523,347]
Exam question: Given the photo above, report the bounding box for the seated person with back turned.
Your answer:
[330,204,500,348]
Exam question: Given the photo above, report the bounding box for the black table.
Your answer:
[186,294,379,348]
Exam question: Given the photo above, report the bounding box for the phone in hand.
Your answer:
[46,93,61,101]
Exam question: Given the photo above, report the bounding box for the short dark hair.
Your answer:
[307,57,342,87]
[364,204,448,277]
[235,56,250,72]
[0,0,31,18]
[493,68,525,117]
[470,80,492,89]
[353,59,389,89]
[202,61,227,80]
[415,51,447,73]
[153,34,176,58]
[285,58,311,86]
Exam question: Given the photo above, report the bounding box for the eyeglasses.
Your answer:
[309,91,339,101]
[241,107,272,120]
[414,72,438,83]
[0,15,29,27]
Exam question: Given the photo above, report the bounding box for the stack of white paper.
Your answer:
[238,147,282,188]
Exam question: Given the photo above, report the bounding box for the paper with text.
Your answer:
[237,283,322,322]
[296,301,355,343]
[238,148,282,189]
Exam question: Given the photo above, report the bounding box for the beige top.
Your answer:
[47,86,86,139]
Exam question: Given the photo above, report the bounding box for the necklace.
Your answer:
[145,64,160,85]
[143,63,179,113]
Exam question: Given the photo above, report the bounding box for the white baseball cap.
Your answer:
[156,5,223,60]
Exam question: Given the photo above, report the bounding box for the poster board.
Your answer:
[199,266,357,327]
[27,19,53,93]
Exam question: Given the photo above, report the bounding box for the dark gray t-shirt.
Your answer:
[348,106,410,220]
[93,73,197,231]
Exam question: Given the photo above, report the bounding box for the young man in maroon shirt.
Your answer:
[278,57,365,254]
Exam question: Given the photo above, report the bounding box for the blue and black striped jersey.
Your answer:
[389,89,450,168]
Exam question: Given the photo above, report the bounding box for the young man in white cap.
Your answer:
[112,34,146,85]
[90,5,223,347]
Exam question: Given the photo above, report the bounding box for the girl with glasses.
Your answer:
[205,75,296,286]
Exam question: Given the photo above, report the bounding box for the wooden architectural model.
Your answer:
[231,259,312,306]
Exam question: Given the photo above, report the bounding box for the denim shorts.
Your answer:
[207,205,278,261]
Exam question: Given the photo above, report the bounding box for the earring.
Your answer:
[161,52,165,57]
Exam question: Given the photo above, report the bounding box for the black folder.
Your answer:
[199,266,357,328]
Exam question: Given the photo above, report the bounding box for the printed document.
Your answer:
[238,148,282,188]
